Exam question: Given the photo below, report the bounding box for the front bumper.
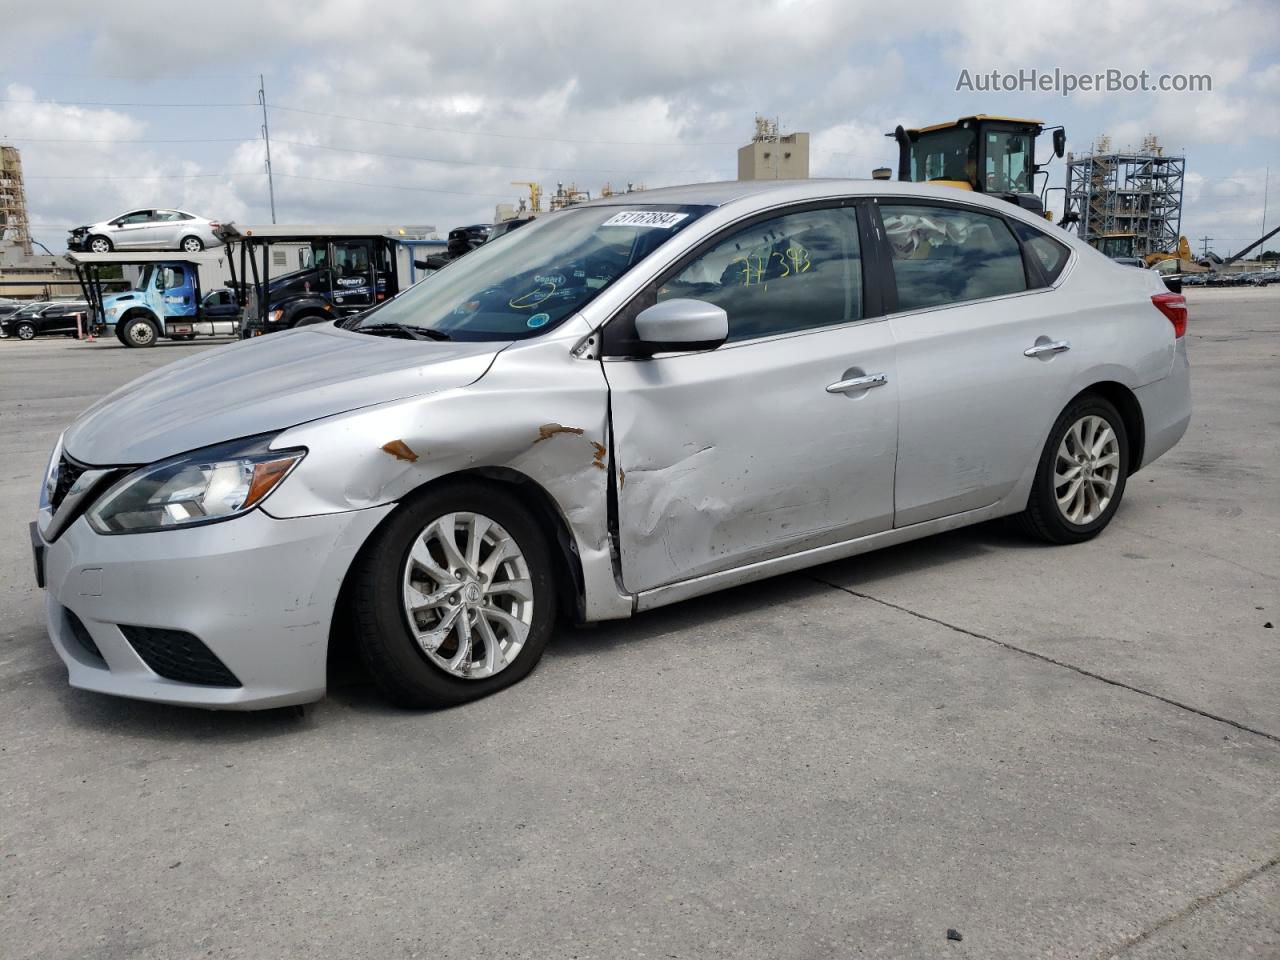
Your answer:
[40,504,392,709]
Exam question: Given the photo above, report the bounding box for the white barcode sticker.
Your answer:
[601,210,690,229]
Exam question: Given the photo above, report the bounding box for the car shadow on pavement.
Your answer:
[548,520,1021,661]
[56,678,313,743]
[46,521,1030,733]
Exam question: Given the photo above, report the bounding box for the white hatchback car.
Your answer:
[69,209,222,254]
[33,180,1190,710]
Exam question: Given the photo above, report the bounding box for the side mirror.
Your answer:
[634,298,728,354]
[1053,129,1066,158]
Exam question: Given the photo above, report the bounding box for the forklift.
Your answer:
[888,115,1066,216]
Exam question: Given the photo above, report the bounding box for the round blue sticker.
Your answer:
[527,312,551,329]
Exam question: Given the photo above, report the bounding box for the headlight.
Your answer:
[269,308,284,323]
[40,434,64,509]
[87,434,305,534]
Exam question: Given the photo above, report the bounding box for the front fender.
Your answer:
[263,317,631,621]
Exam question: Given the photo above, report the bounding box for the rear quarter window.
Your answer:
[1011,221,1072,285]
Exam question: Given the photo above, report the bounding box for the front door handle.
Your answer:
[826,373,888,394]
[1024,339,1071,358]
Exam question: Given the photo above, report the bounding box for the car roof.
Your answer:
[578,177,1044,214]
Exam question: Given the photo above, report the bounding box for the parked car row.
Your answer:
[0,300,91,340]
[1181,270,1278,287]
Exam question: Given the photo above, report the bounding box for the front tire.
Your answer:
[352,482,557,708]
[1016,394,1129,544]
[121,316,158,348]
[88,236,113,254]
[15,322,36,341]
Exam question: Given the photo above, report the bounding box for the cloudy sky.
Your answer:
[2,0,1277,258]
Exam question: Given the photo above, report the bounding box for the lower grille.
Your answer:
[120,625,242,687]
[64,608,105,663]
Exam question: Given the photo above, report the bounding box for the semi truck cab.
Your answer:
[69,251,240,348]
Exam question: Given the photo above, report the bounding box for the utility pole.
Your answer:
[1261,166,1270,254]
[258,74,277,224]
[1199,235,1213,259]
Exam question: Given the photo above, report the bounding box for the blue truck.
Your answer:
[70,251,241,348]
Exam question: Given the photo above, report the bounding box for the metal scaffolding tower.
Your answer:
[1,144,34,258]
[1064,135,1185,259]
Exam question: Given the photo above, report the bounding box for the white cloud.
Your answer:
[1,0,1275,250]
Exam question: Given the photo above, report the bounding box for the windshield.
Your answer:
[355,204,712,341]
[136,264,155,291]
[984,130,1034,193]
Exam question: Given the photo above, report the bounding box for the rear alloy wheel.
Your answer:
[121,316,158,348]
[88,236,112,254]
[180,235,204,253]
[15,322,36,341]
[1016,395,1129,544]
[352,483,556,708]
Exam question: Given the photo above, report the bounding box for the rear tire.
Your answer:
[1016,394,1129,544]
[352,482,557,708]
[180,235,204,253]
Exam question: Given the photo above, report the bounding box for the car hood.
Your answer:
[63,324,508,465]
[101,291,140,310]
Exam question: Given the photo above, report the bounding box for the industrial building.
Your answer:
[1064,135,1186,260]
[1,144,81,299]
[737,116,810,181]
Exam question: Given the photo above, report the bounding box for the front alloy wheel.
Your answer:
[401,512,534,679]
[16,322,36,340]
[352,482,556,708]
[88,236,112,253]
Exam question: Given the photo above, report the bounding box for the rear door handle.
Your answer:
[1024,339,1071,358]
[826,373,888,394]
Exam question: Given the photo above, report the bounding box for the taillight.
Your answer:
[1152,293,1187,338]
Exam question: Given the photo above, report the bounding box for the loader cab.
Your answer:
[890,115,1065,215]
[1098,234,1138,259]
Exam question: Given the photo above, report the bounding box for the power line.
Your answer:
[2,95,735,147]
[267,102,737,148]
[272,138,701,177]
[273,172,511,199]
[4,136,251,143]
[25,172,231,180]
[0,98,257,107]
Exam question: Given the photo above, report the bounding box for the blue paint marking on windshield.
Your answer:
[527,312,551,328]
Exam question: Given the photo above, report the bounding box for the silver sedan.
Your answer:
[34,179,1190,709]
[70,209,222,254]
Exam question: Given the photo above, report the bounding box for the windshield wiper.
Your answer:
[357,322,452,341]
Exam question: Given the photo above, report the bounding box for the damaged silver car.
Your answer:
[32,180,1191,709]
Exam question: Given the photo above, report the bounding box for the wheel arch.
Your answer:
[120,306,159,325]
[326,467,588,679]
[1072,380,1145,475]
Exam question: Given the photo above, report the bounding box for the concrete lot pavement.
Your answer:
[1,290,1277,959]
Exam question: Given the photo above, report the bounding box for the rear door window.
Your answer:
[881,203,1027,311]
